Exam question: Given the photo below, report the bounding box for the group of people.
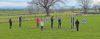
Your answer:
[9,16,22,29]
[71,15,80,31]
[8,15,86,31]
[35,16,62,31]
[71,15,86,31]
[35,15,83,31]
[35,17,45,31]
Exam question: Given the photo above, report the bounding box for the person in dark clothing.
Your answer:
[75,19,80,31]
[9,18,12,29]
[19,16,22,28]
[51,16,54,29]
[58,17,61,29]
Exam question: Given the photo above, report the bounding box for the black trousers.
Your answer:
[51,22,53,29]
[9,24,12,29]
[41,26,43,31]
[19,22,22,28]
[76,25,79,31]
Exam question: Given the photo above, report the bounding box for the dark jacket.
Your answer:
[75,20,79,25]
[9,19,12,26]
[58,18,61,24]
[51,17,54,23]
[19,16,22,22]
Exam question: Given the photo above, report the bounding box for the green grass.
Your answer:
[0,12,100,39]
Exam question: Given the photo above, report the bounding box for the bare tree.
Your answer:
[32,0,63,16]
[77,0,92,14]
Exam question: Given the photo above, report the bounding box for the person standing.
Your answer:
[36,17,40,27]
[9,18,12,29]
[40,18,44,31]
[51,16,54,29]
[75,19,80,31]
[58,17,61,29]
[71,15,74,31]
[19,16,22,28]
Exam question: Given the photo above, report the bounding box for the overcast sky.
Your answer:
[0,0,99,9]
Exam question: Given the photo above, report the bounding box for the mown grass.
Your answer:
[0,12,100,39]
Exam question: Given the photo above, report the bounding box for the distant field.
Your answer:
[0,10,100,39]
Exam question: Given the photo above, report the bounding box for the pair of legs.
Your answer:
[37,23,39,27]
[76,25,79,31]
[71,24,74,31]
[58,23,61,29]
[41,26,43,31]
[19,22,22,28]
[71,26,74,31]
[9,24,12,29]
[51,23,53,29]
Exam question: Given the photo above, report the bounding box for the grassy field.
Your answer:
[0,11,100,39]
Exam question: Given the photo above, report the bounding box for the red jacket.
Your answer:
[36,18,40,24]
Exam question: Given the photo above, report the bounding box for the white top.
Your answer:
[40,21,44,26]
